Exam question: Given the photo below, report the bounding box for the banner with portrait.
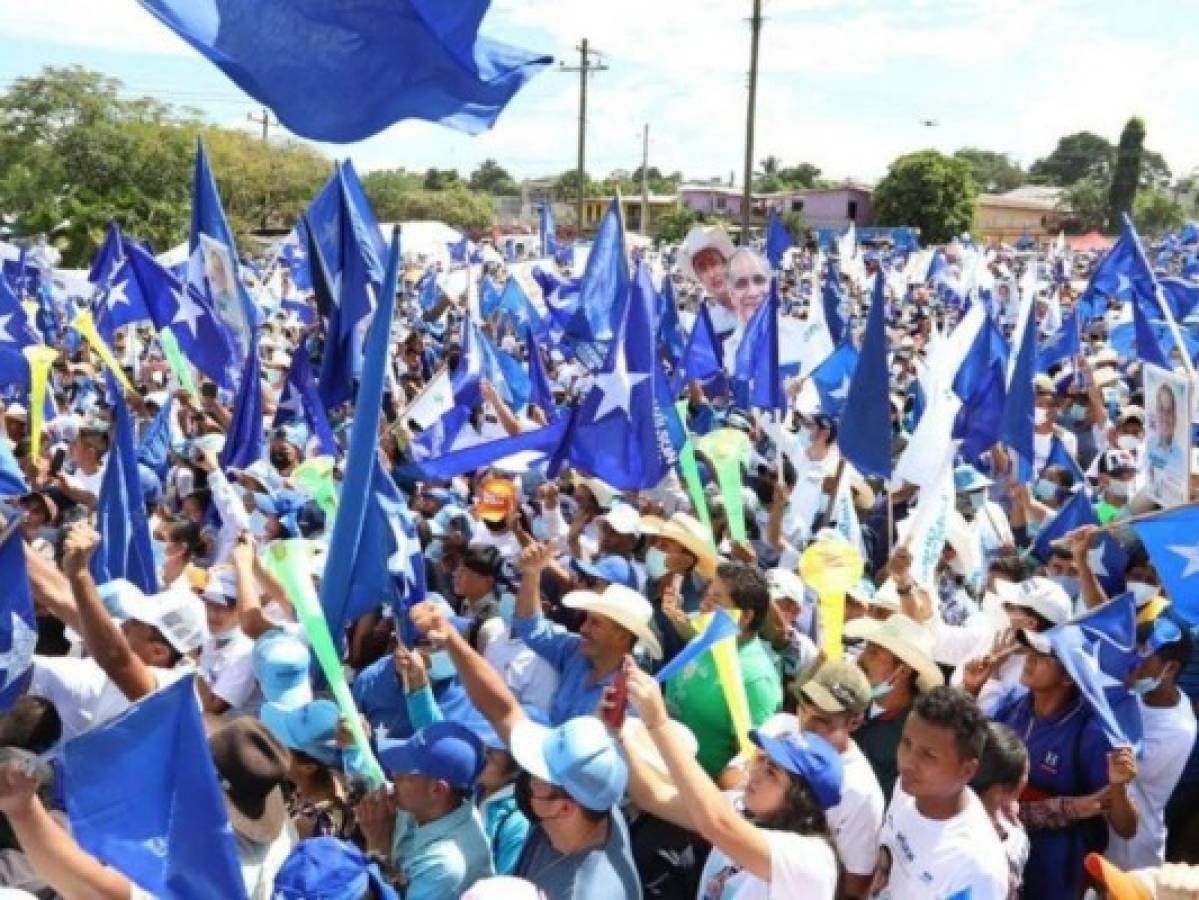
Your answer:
[1143,364,1192,508]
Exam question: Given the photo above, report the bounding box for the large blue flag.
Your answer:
[1076,215,1160,321]
[274,343,338,456]
[137,0,551,142]
[362,457,428,647]
[1034,489,1127,596]
[952,312,1007,462]
[1037,306,1080,373]
[88,222,125,288]
[0,435,27,497]
[1001,300,1038,480]
[188,139,257,360]
[821,258,847,346]
[1132,287,1172,370]
[93,257,152,341]
[0,520,36,711]
[734,278,785,413]
[765,211,793,271]
[563,197,629,370]
[402,413,572,482]
[837,272,891,479]
[301,214,351,411]
[527,333,557,420]
[494,277,547,341]
[218,333,265,470]
[90,379,159,595]
[122,240,238,388]
[555,260,684,489]
[0,276,40,350]
[63,675,247,900]
[319,227,402,644]
[811,341,858,418]
[1132,506,1199,624]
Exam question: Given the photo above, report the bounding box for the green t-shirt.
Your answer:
[665,636,783,777]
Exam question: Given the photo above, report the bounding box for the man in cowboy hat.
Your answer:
[844,613,944,800]
[678,226,737,335]
[209,718,296,899]
[512,542,661,725]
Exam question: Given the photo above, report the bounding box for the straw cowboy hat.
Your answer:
[562,584,663,660]
[843,613,943,692]
[677,226,736,282]
[640,513,720,578]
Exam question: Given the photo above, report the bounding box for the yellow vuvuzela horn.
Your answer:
[70,309,135,396]
[22,345,58,463]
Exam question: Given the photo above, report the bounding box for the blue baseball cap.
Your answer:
[570,555,637,590]
[953,464,992,494]
[377,721,484,790]
[508,716,628,812]
[252,631,313,707]
[272,837,398,900]
[260,698,341,766]
[748,729,843,810]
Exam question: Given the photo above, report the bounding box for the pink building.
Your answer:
[680,182,873,230]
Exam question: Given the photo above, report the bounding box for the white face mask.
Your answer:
[1034,407,1049,427]
[1117,434,1142,454]
[1127,580,1158,606]
[1107,479,1132,499]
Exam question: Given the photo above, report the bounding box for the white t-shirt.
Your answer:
[1105,692,1198,869]
[483,628,559,720]
[199,630,258,713]
[828,741,886,877]
[698,827,837,900]
[871,784,1007,900]
[29,656,190,741]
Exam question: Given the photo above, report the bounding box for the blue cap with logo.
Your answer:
[376,721,485,790]
[748,729,843,810]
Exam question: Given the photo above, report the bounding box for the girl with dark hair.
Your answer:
[618,661,842,899]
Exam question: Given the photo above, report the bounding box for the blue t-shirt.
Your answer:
[351,655,484,738]
[514,807,640,900]
[993,690,1113,898]
[512,613,617,725]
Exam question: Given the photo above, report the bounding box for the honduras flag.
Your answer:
[136,0,551,142]
[554,260,685,489]
[0,520,36,711]
[1132,506,1199,624]
[63,675,247,899]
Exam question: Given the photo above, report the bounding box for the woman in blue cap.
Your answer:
[619,660,843,899]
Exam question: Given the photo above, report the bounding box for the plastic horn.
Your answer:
[70,309,135,396]
[158,328,199,400]
[696,428,751,543]
[20,301,38,324]
[22,345,58,464]
[291,455,339,523]
[673,400,716,546]
[262,539,385,787]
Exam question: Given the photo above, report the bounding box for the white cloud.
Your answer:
[0,0,191,56]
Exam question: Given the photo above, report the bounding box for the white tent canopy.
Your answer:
[379,220,463,265]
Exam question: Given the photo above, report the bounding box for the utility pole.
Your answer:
[640,123,650,235]
[740,0,763,246]
[246,107,278,142]
[559,40,608,237]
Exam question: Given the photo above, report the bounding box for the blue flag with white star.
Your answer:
[671,302,725,396]
[93,257,152,341]
[63,675,247,900]
[1037,306,1080,373]
[136,0,551,143]
[555,260,684,489]
[90,378,160,595]
[1034,489,1127,596]
[1132,506,1199,625]
[0,276,40,350]
[122,240,238,388]
[811,341,858,418]
[1077,215,1161,322]
[0,520,35,711]
[563,196,629,370]
[88,222,126,288]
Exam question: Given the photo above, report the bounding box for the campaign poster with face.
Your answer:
[1143,364,1192,508]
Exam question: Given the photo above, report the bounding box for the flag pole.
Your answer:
[1050,498,1199,550]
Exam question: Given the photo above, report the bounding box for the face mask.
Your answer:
[795,428,813,450]
[498,593,516,627]
[1127,580,1158,606]
[869,675,895,701]
[427,650,456,682]
[530,518,550,541]
[1034,479,1058,502]
[968,491,987,512]
[1050,573,1080,597]
[1102,387,1121,407]
[1062,405,1085,426]
[1107,479,1131,499]
[1034,407,1049,426]
[645,547,669,579]
[248,510,269,539]
[426,538,444,563]
[1117,435,1142,454]
[1130,675,1161,697]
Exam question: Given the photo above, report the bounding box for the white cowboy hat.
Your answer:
[640,513,720,578]
[843,613,943,692]
[563,585,663,660]
[677,226,736,282]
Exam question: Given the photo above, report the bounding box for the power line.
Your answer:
[558,39,608,235]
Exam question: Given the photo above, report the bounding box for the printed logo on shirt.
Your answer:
[703,862,741,900]
[1041,750,1060,775]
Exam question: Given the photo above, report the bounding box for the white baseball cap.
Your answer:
[994,577,1072,628]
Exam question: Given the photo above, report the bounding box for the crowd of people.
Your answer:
[1,209,1199,900]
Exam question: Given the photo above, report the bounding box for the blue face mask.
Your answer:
[1050,573,1080,597]
[1034,479,1058,502]
[427,650,456,682]
[869,676,895,701]
[248,510,269,539]
[426,538,444,563]
[1130,675,1161,696]
[645,547,669,579]
[530,518,550,541]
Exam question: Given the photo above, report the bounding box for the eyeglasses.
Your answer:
[732,274,768,290]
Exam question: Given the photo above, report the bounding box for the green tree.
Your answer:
[553,169,595,201]
[630,166,684,194]
[952,148,1025,193]
[777,163,821,189]
[1140,149,1172,190]
[1107,116,1145,231]
[1030,131,1114,186]
[468,158,518,195]
[1133,189,1185,235]
[362,169,492,230]
[422,168,462,191]
[781,210,807,239]
[872,150,977,244]
[653,205,702,243]
[1062,175,1108,232]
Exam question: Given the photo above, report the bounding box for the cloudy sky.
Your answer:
[2,0,1197,186]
